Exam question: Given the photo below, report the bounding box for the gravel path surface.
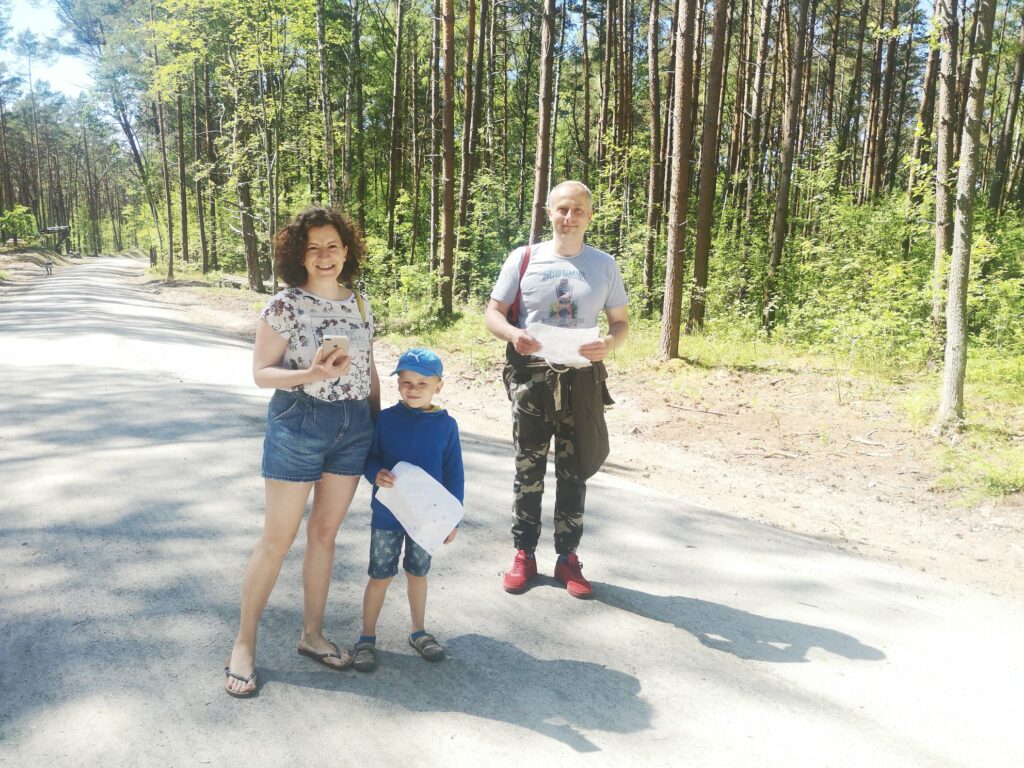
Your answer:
[2,258,1021,767]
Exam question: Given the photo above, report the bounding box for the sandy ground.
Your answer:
[4,251,1021,599]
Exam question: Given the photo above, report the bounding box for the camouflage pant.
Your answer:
[503,364,586,555]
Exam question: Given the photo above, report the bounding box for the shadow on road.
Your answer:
[593,582,885,663]
[262,632,650,752]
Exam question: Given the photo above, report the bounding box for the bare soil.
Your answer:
[6,252,1020,599]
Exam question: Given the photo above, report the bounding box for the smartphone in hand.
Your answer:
[322,335,350,359]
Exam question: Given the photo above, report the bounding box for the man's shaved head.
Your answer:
[546,181,593,210]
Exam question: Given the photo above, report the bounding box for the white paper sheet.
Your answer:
[526,323,599,366]
[375,461,464,555]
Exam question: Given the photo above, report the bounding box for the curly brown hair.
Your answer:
[273,207,365,288]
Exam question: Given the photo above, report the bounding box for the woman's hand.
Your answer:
[307,346,351,381]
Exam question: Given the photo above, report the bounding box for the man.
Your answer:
[485,181,629,598]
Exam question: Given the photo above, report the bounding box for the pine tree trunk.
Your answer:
[953,0,980,159]
[932,0,958,330]
[316,0,337,207]
[529,0,557,244]
[988,18,1024,212]
[155,98,174,277]
[870,0,900,197]
[763,0,810,330]
[687,0,729,334]
[440,0,457,313]
[858,0,886,202]
[457,0,478,247]
[744,0,772,223]
[582,0,591,185]
[0,98,11,212]
[430,0,441,273]
[837,0,870,187]
[937,0,998,432]
[192,66,209,272]
[351,0,367,231]
[728,0,751,182]
[908,30,939,200]
[203,64,219,270]
[823,0,842,135]
[387,0,406,253]
[643,0,664,316]
[658,0,697,360]
[175,92,190,267]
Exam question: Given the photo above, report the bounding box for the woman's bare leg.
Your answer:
[300,473,360,664]
[226,479,312,695]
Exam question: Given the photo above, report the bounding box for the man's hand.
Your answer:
[443,528,458,544]
[511,328,542,356]
[485,298,541,356]
[578,335,612,362]
[375,468,396,488]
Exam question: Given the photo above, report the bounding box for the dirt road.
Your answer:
[2,258,1021,767]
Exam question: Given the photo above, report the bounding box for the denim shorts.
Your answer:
[368,528,432,579]
[261,389,373,483]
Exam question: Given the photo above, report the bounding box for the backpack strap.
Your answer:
[506,244,532,326]
[354,291,366,323]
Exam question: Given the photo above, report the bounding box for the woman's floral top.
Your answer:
[260,287,374,401]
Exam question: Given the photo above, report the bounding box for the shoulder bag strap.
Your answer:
[507,243,532,326]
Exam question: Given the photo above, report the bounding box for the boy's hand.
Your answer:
[443,528,458,544]
[375,468,396,488]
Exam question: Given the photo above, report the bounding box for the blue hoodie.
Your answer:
[364,401,465,531]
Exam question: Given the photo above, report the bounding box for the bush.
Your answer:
[0,205,36,245]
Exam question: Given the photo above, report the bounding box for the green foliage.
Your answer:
[0,205,36,242]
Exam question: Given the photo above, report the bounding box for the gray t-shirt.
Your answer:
[260,287,374,401]
[491,241,628,329]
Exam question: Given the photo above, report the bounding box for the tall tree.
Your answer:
[687,0,728,333]
[836,0,871,187]
[932,0,958,330]
[908,19,940,200]
[988,14,1024,213]
[175,90,189,266]
[658,0,697,360]
[763,0,810,330]
[440,0,456,313]
[937,0,999,431]
[642,0,664,315]
[315,0,337,207]
[386,0,407,254]
[529,0,556,244]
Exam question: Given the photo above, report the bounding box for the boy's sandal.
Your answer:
[352,641,377,673]
[409,633,445,662]
[224,666,258,698]
[297,641,353,670]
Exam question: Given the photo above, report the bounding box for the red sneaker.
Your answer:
[554,554,592,598]
[502,549,537,593]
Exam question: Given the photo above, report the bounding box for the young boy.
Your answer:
[353,348,464,672]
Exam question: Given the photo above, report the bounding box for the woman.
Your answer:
[225,207,380,697]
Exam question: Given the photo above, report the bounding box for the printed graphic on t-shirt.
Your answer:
[549,278,580,325]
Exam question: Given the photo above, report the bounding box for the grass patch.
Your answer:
[382,305,502,374]
[904,349,1024,500]
[382,301,1023,504]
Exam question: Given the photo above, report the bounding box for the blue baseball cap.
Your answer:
[390,347,443,378]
